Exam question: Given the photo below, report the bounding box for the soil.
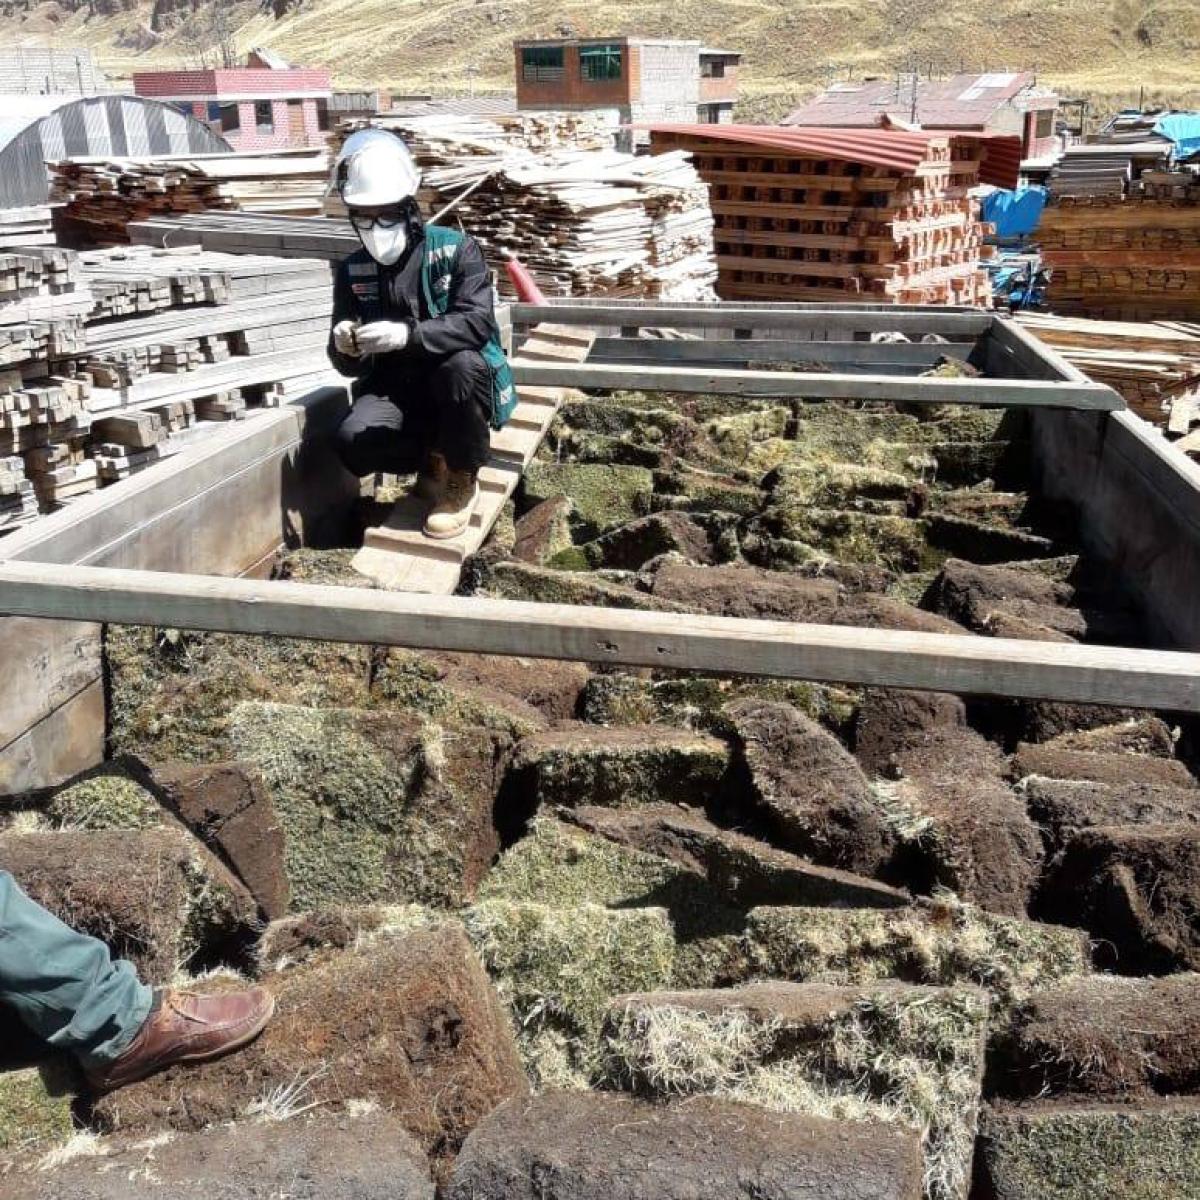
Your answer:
[1011,745,1199,790]
[91,924,528,1172]
[648,561,844,621]
[1022,777,1200,851]
[7,1108,434,1200]
[852,689,969,777]
[994,974,1200,1099]
[447,1091,925,1200]
[724,699,890,874]
[511,495,573,565]
[424,651,589,722]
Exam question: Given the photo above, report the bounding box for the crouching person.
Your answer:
[327,130,515,540]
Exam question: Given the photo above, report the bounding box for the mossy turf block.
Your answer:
[521,463,654,540]
[977,1101,1200,1199]
[571,512,712,572]
[8,1109,434,1200]
[471,559,680,610]
[0,828,255,984]
[447,1091,925,1200]
[44,771,163,831]
[601,981,988,1200]
[463,900,675,1088]
[747,899,1089,1026]
[0,1061,76,1159]
[512,495,574,565]
[226,701,506,912]
[755,507,936,573]
[510,725,732,811]
[703,405,791,463]
[768,460,914,509]
[92,923,528,1175]
[994,973,1200,1100]
[578,672,859,735]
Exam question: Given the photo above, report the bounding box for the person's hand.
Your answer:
[332,320,360,356]
[355,321,411,355]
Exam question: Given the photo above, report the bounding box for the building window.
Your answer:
[254,100,274,134]
[522,46,565,82]
[219,102,240,132]
[700,59,726,78]
[698,103,719,123]
[1035,108,1054,139]
[316,98,330,132]
[580,43,622,81]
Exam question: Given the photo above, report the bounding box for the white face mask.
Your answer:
[360,223,408,266]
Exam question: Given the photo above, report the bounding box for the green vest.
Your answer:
[421,225,516,430]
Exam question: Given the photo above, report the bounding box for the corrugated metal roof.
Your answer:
[782,72,1051,129]
[644,123,1022,187]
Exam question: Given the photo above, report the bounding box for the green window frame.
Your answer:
[522,46,565,82]
[580,43,622,82]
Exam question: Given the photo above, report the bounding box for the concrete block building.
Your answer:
[514,37,740,148]
[133,51,332,152]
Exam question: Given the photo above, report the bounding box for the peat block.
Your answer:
[724,699,890,873]
[1011,744,1198,790]
[1040,824,1200,973]
[1021,776,1200,850]
[648,561,843,620]
[0,827,255,983]
[852,688,968,777]
[447,1091,925,1200]
[4,1109,433,1200]
[995,973,1200,1099]
[92,923,527,1164]
[511,495,573,564]
[976,1100,1200,1199]
[575,512,712,571]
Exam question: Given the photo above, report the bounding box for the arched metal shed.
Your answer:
[0,94,232,207]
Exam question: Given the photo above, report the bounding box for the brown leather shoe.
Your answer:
[85,986,275,1094]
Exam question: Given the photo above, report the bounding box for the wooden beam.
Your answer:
[511,301,993,337]
[510,361,1123,410]
[0,561,1197,711]
[589,337,978,369]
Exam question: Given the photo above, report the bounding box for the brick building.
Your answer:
[133,50,332,152]
[784,72,1060,164]
[514,37,740,147]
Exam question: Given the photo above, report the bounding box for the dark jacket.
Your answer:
[326,228,500,396]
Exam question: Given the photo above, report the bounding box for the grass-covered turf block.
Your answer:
[226,701,507,912]
[509,725,732,811]
[747,898,1089,1026]
[44,771,163,831]
[463,900,675,1089]
[601,980,988,1200]
[977,1100,1200,1199]
[0,1062,76,1160]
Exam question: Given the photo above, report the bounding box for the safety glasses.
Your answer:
[348,208,407,231]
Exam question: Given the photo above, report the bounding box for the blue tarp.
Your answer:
[981,186,1047,239]
[1153,113,1200,160]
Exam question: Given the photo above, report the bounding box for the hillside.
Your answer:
[4,0,1200,121]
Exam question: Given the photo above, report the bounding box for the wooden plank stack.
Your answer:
[649,129,992,305]
[328,114,717,301]
[1038,193,1200,320]
[0,207,55,249]
[1017,310,1200,439]
[0,241,338,531]
[49,150,330,247]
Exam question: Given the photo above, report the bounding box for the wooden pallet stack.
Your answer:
[648,127,993,305]
[1017,310,1200,438]
[1038,194,1200,320]
[49,150,330,247]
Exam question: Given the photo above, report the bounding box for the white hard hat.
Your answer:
[334,129,421,207]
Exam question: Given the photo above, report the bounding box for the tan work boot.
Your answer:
[410,451,448,505]
[424,468,479,540]
[84,986,275,1094]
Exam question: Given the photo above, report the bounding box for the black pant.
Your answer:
[335,349,492,477]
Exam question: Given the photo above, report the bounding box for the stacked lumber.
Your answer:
[1038,195,1200,319]
[0,206,55,249]
[49,150,329,247]
[130,213,357,263]
[0,243,337,530]
[1142,170,1200,203]
[649,128,992,305]
[1017,311,1200,433]
[1047,149,1132,200]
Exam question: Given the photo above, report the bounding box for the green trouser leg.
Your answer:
[0,870,153,1070]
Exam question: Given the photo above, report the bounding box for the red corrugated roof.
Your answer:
[645,123,1021,189]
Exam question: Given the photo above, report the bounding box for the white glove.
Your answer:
[332,320,360,356]
[355,320,411,355]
